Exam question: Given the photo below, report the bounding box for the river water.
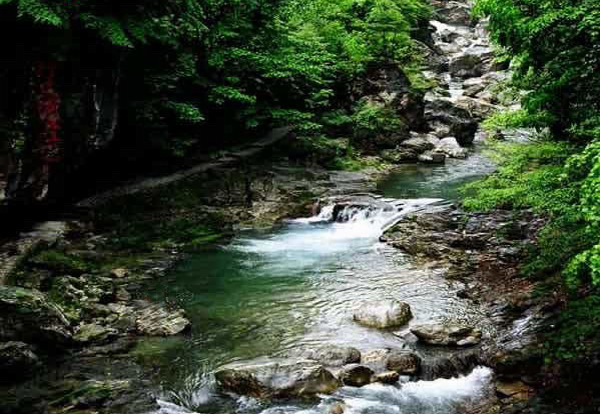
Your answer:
[143,149,497,414]
[144,2,505,411]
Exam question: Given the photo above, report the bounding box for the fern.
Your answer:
[79,14,133,47]
[15,0,64,27]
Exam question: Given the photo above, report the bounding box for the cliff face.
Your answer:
[1,51,122,206]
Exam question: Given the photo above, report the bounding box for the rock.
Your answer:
[111,268,129,278]
[401,136,435,153]
[431,0,473,25]
[380,148,419,163]
[0,342,39,380]
[496,381,534,401]
[420,350,485,380]
[435,137,468,159]
[115,288,131,302]
[134,300,190,336]
[339,364,375,387]
[214,359,341,399]
[352,63,426,131]
[353,300,412,329]
[371,371,400,384]
[410,323,482,347]
[455,96,499,119]
[0,286,72,347]
[386,351,422,375]
[301,345,361,366]
[464,83,486,98]
[418,151,446,164]
[425,99,478,145]
[361,349,392,367]
[449,54,484,78]
[74,323,118,344]
[329,402,346,414]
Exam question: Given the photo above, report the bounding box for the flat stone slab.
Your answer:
[133,300,190,336]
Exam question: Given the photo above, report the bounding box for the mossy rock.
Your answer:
[28,249,93,275]
[0,286,73,348]
[49,379,131,410]
[0,341,40,381]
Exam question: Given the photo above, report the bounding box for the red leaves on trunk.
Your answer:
[35,61,62,164]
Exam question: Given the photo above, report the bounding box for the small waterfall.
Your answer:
[154,367,494,414]
[232,197,443,258]
[316,367,494,414]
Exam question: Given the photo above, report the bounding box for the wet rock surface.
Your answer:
[300,345,361,367]
[353,300,413,329]
[214,359,342,399]
[133,300,190,336]
[410,323,482,347]
[382,203,554,408]
[0,342,40,380]
[0,286,73,347]
[339,364,375,387]
[385,350,422,374]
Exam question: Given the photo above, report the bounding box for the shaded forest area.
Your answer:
[0,0,430,215]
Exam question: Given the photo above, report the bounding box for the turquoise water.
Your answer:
[145,153,496,413]
[377,152,496,200]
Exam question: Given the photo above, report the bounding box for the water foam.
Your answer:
[232,198,442,257]
[255,367,494,414]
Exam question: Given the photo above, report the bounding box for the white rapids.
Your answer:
[154,367,494,414]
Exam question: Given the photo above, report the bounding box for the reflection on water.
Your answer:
[377,151,496,200]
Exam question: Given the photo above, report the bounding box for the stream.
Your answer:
[144,4,504,413]
[145,148,497,414]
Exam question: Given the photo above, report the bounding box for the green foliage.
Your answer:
[473,0,600,365]
[1,0,430,166]
[352,101,406,135]
[474,0,600,140]
[29,249,92,275]
[463,139,600,361]
[544,295,600,362]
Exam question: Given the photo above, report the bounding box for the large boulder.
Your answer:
[455,96,499,119]
[380,148,420,163]
[425,99,478,145]
[300,345,361,367]
[0,341,40,381]
[371,371,400,384]
[352,63,426,131]
[449,54,484,79]
[410,323,482,347]
[214,359,341,399]
[386,351,422,375]
[0,286,72,347]
[435,137,468,159]
[431,0,474,25]
[339,364,374,387]
[418,151,446,164]
[361,348,422,375]
[353,300,412,329]
[401,136,436,153]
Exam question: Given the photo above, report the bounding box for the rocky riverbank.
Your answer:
[381,204,558,412]
[0,158,397,413]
